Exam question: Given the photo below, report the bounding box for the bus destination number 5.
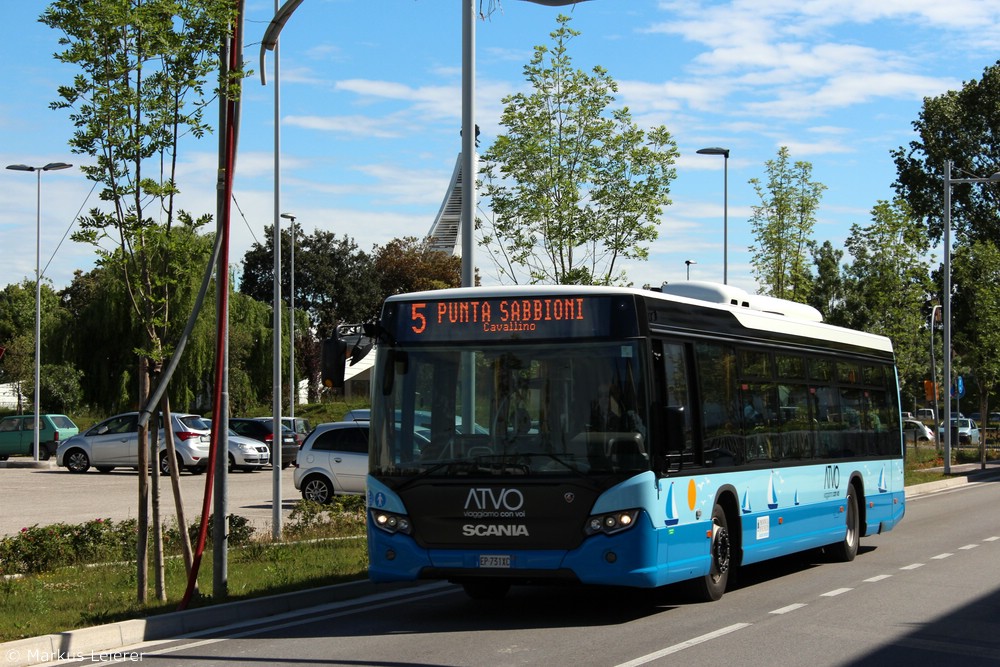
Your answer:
[411,303,427,334]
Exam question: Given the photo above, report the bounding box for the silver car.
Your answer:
[937,418,981,446]
[293,421,369,503]
[56,412,211,474]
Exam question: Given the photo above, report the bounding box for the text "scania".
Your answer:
[462,524,529,537]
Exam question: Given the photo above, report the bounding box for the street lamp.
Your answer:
[6,162,72,462]
[941,160,1000,474]
[280,213,296,421]
[685,259,697,280]
[696,147,730,284]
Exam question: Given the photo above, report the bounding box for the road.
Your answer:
[23,474,1000,667]
[0,462,300,537]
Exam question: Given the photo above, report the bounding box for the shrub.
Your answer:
[286,497,366,539]
[0,514,253,576]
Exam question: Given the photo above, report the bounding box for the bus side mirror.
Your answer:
[321,336,348,389]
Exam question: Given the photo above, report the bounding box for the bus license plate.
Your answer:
[479,554,511,568]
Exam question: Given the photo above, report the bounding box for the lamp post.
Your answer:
[941,160,1000,474]
[685,259,696,280]
[6,162,72,462]
[260,0,305,540]
[280,213,296,421]
[696,147,730,284]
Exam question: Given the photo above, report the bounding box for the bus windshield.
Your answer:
[370,341,649,479]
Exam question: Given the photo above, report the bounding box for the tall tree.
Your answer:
[478,14,678,286]
[748,146,825,302]
[372,237,464,301]
[239,226,379,336]
[808,240,846,325]
[892,61,1000,245]
[42,0,238,604]
[0,281,66,412]
[951,240,1000,460]
[839,199,934,409]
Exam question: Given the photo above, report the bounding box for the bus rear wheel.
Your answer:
[827,485,859,562]
[690,502,731,602]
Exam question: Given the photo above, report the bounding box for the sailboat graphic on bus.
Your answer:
[767,471,779,510]
[741,488,752,514]
[878,466,887,493]
[664,482,679,526]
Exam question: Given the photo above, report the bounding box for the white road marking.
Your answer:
[900,563,924,570]
[931,553,953,560]
[820,588,852,597]
[959,544,978,550]
[770,603,807,614]
[864,574,892,582]
[614,623,751,666]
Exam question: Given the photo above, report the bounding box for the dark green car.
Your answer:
[0,414,79,460]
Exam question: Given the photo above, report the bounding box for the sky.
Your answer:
[2,0,1000,298]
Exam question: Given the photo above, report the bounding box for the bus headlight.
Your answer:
[584,509,640,536]
[371,509,412,535]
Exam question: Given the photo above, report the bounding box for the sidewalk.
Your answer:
[905,459,1000,497]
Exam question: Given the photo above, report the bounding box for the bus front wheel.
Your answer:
[690,502,731,602]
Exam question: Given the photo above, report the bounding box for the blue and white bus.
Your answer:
[359,281,905,600]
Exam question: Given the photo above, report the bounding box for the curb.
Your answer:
[0,460,52,469]
[905,465,1000,497]
[0,579,424,667]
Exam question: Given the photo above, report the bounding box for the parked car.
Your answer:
[916,408,935,422]
[293,421,369,503]
[202,420,271,472]
[989,412,1000,425]
[253,416,311,446]
[229,418,298,468]
[937,418,980,446]
[902,419,934,443]
[56,412,211,474]
[0,414,78,460]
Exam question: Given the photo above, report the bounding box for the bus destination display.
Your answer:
[392,295,631,342]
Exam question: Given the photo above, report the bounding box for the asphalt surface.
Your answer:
[2,460,999,667]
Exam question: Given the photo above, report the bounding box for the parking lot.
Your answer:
[0,462,301,538]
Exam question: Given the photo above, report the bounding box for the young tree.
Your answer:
[478,14,678,286]
[748,147,826,302]
[42,0,238,603]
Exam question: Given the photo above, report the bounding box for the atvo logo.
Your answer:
[824,465,840,489]
[464,488,525,511]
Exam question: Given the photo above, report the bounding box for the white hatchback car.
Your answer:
[57,412,211,474]
[293,421,369,503]
[937,418,981,446]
